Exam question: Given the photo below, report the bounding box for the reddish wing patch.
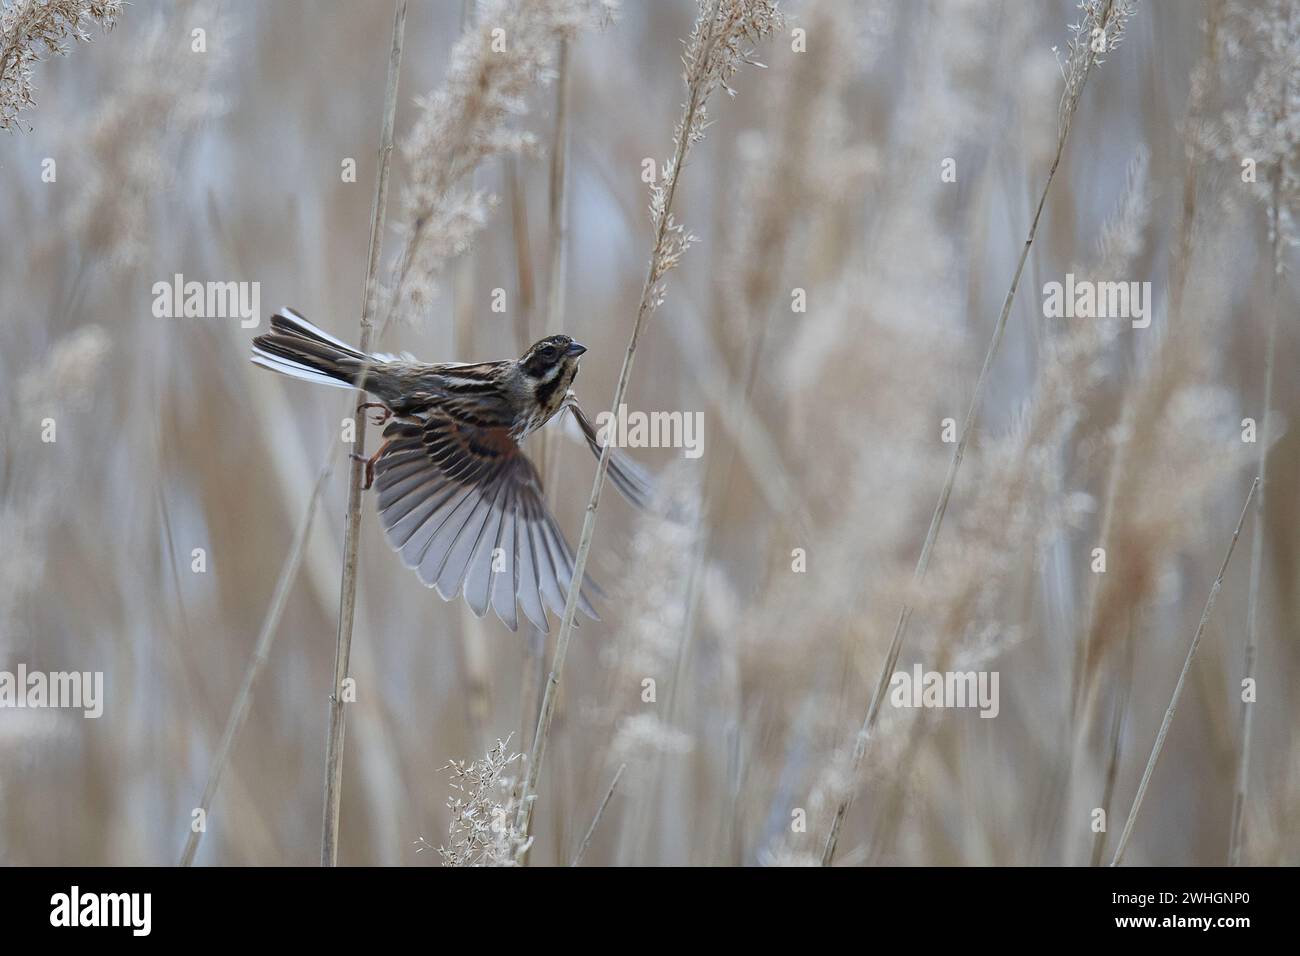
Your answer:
[420,416,518,488]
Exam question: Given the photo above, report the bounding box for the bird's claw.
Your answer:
[357,401,392,427]
[349,436,392,492]
[349,451,377,491]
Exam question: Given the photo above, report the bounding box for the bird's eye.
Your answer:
[539,345,558,360]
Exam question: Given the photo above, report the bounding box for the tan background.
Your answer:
[0,0,1296,865]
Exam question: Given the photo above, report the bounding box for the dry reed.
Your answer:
[823,0,1139,865]
[1110,477,1259,866]
[515,0,783,846]
[321,0,407,867]
[1,0,121,131]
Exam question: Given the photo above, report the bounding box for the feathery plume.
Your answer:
[1217,0,1300,256]
[516,0,783,848]
[391,0,594,322]
[425,737,531,867]
[44,2,224,273]
[0,0,121,131]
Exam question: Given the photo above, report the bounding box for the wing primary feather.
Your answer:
[435,473,508,601]
[566,401,657,509]
[377,469,442,516]
[491,482,520,630]
[514,492,549,633]
[385,480,460,550]
[526,494,567,616]
[540,514,600,619]
[415,483,483,589]
[401,484,476,575]
[465,477,510,618]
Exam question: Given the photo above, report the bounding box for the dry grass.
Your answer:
[1,0,121,132]
[823,0,1137,865]
[515,0,783,848]
[2,0,1298,868]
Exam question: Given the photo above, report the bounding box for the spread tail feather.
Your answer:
[251,308,369,390]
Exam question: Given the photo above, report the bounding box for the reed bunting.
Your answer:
[251,308,653,632]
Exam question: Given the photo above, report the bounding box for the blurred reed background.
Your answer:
[0,0,1297,866]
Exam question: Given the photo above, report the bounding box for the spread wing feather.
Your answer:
[372,415,600,632]
[565,400,657,510]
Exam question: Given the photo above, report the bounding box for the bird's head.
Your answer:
[519,334,586,392]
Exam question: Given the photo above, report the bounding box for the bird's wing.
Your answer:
[562,398,657,511]
[372,412,599,633]
[386,362,520,424]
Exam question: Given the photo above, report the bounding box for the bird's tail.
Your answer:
[252,308,375,391]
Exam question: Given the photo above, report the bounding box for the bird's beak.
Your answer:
[566,341,588,357]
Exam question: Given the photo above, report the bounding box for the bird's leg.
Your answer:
[349,438,391,492]
[357,401,393,427]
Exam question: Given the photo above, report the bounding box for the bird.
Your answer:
[251,308,654,632]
